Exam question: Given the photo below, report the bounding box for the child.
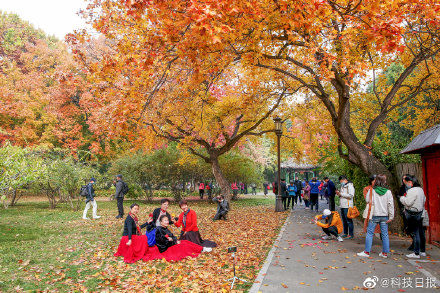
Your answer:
[314,209,344,242]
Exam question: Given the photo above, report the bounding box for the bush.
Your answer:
[0,144,43,208]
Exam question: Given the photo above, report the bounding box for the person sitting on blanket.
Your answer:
[174,199,217,250]
[114,203,151,263]
[146,198,174,246]
[155,215,204,260]
[314,209,344,242]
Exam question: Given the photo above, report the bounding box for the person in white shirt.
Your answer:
[336,175,355,239]
[400,175,426,259]
[357,175,394,259]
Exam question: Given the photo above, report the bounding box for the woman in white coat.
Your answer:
[400,175,426,259]
[336,175,355,239]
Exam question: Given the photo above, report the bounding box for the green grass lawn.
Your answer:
[0,196,281,292]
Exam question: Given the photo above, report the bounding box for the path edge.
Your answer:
[248,211,291,293]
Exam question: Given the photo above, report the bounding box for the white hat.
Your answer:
[323,209,331,216]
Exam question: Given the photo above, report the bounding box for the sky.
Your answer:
[1,0,89,40]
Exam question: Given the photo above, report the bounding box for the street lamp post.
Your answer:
[274,117,284,212]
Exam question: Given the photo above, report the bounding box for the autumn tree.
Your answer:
[71,17,296,199]
[73,0,440,194]
[0,12,90,150]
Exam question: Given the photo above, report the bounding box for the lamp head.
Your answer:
[273,117,283,134]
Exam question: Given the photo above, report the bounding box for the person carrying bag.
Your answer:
[337,176,355,239]
[357,174,394,259]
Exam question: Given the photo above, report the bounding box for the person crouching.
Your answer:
[212,195,229,221]
[314,209,344,242]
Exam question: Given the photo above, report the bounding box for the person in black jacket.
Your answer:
[280,179,288,210]
[123,203,150,246]
[82,178,101,219]
[156,215,180,253]
[324,177,336,211]
[151,198,175,227]
[294,180,303,205]
[114,175,126,219]
[212,195,229,220]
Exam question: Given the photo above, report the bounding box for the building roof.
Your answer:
[281,158,319,171]
[401,123,440,154]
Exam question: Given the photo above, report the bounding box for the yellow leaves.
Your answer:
[212,35,222,44]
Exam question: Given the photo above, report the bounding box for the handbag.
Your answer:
[347,197,360,219]
[422,209,429,227]
[362,187,374,218]
[363,187,374,232]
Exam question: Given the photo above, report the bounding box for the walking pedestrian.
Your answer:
[251,183,257,195]
[287,181,297,210]
[280,179,288,210]
[82,178,101,219]
[295,179,303,205]
[357,174,394,258]
[400,175,426,259]
[324,177,336,211]
[231,182,239,199]
[303,181,311,208]
[272,181,278,196]
[314,209,343,242]
[336,175,355,239]
[206,182,212,199]
[309,177,320,211]
[198,182,205,199]
[318,181,324,200]
[114,175,128,219]
[263,182,268,196]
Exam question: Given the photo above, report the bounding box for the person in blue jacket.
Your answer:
[309,177,321,211]
[287,182,297,210]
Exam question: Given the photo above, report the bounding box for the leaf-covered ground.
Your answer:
[0,197,287,292]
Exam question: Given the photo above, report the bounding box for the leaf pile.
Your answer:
[0,200,286,292]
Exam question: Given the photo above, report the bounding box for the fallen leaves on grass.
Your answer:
[74,204,286,292]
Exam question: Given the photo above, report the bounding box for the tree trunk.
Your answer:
[144,183,153,203]
[9,189,18,206]
[210,156,232,201]
[338,125,403,232]
[67,192,76,210]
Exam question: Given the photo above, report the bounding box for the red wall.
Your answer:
[422,149,440,244]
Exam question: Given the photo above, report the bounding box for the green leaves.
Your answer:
[0,143,44,207]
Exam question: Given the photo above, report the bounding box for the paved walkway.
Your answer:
[250,198,440,292]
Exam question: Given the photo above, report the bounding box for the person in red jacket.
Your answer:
[198,182,205,199]
[175,199,217,250]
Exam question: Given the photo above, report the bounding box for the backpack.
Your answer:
[121,182,129,195]
[80,185,88,197]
